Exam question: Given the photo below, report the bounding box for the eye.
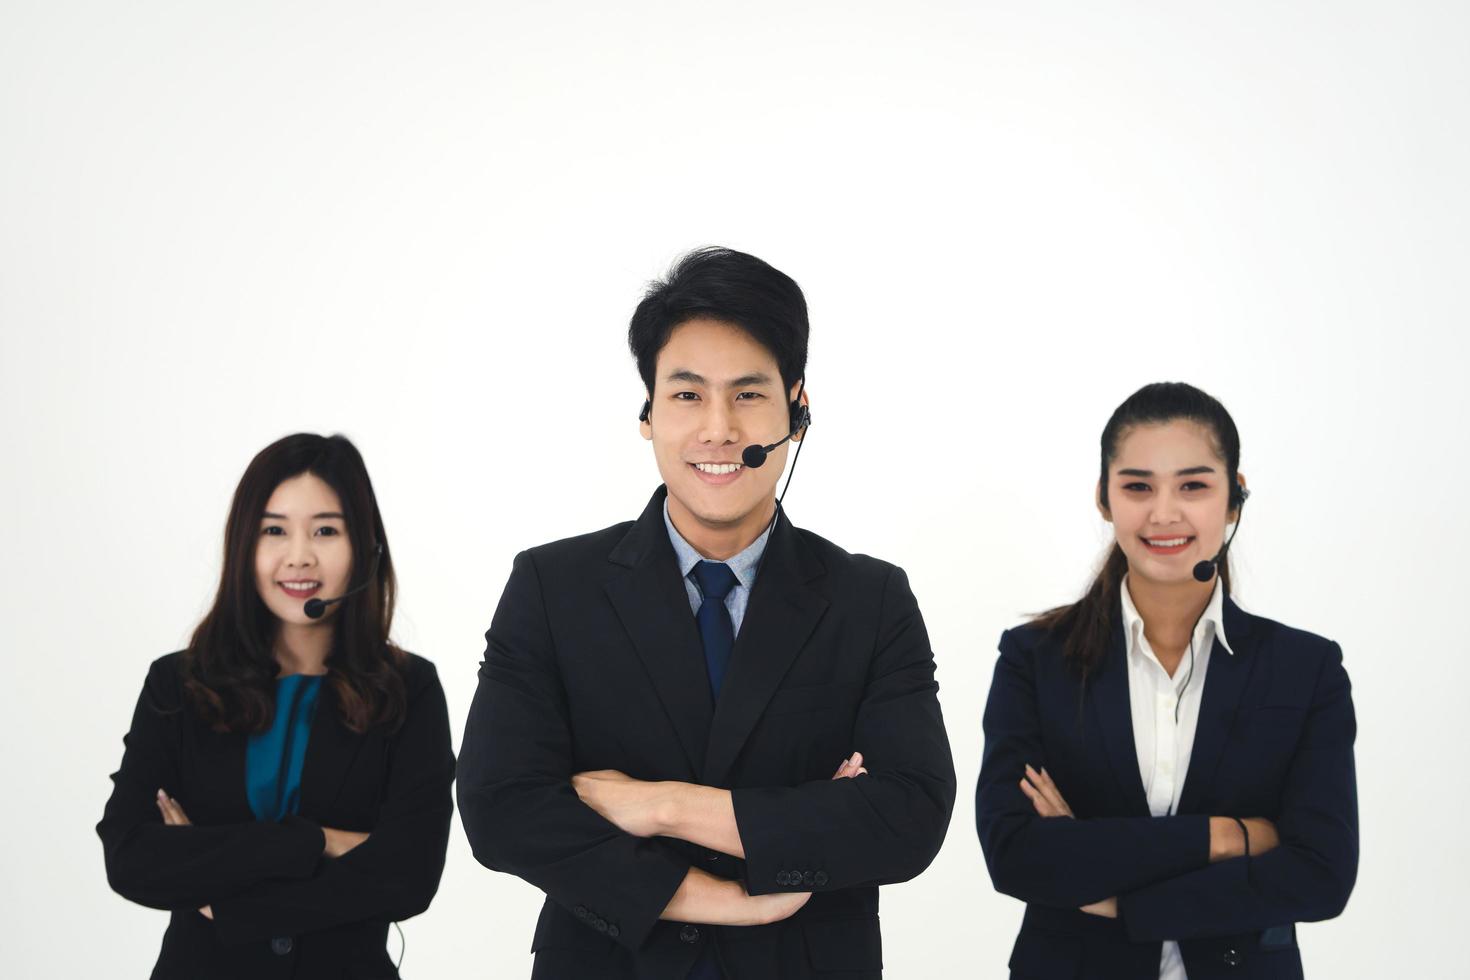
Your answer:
[261,525,285,536]
[1122,482,1151,493]
[672,391,700,401]
[735,391,765,401]
[1181,481,1210,492]
[314,526,341,537]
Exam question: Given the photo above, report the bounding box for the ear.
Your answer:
[639,392,653,441]
[1095,481,1112,522]
[789,381,811,442]
[1230,471,1248,521]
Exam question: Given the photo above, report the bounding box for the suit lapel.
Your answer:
[1178,596,1257,813]
[1089,620,1151,815]
[703,509,829,787]
[604,489,713,779]
[298,682,365,818]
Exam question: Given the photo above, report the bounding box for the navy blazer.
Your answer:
[975,597,1357,980]
[457,487,956,979]
[98,652,455,980]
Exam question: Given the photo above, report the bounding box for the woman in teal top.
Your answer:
[99,434,455,980]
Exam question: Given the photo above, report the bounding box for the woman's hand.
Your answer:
[156,789,192,826]
[322,827,369,858]
[1209,816,1281,861]
[1020,764,1074,818]
[1080,896,1118,918]
[157,790,213,919]
[832,752,868,778]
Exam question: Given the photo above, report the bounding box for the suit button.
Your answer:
[574,905,589,920]
[776,871,790,886]
[680,924,700,944]
[269,937,293,956]
[814,871,829,886]
[1223,947,1243,967]
[802,871,815,886]
[594,917,609,933]
[607,924,620,939]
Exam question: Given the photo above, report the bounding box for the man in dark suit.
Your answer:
[457,246,956,979]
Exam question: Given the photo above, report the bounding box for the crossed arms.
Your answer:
[96,657,455,944]
[456,550,957,950]
[975,630,1358,942]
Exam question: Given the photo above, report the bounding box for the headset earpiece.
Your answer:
[1230,483,1250,512]
[790,400,810,435]
[639,400,651,423]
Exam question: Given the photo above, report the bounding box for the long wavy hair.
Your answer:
[1032,382,1243,679]
[181,433,406,734]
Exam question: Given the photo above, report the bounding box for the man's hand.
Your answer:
[1020,764,1074,818]
[572,770,682,838]
[661,867,812,926]
[1080,896,1118,918]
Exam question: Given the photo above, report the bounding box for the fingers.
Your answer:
[1024,764,1073,817]
[198,906,213,920]
[156,789,191,826]
[1019,775,1055,816]
[832,752,869,780]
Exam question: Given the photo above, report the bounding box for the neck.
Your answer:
[1128,573,1214,660]
[667,494,776,561]
[274,621,333,676]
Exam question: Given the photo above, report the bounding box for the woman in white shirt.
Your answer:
[975,382,1357,980]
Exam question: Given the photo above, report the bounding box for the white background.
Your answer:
[2,1,1466,976]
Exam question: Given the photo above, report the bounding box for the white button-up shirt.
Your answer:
[1121,576,1234,980]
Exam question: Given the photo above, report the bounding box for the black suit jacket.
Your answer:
[457,487,956,979]
[976,598,1358,980]
[98,651,455,980]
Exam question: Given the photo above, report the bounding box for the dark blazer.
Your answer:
[98,651,455,980]
[976,597,1358,980]
[457,487,956,980]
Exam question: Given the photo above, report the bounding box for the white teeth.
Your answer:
[1147,537,1188,547]
[280,581,320,591]
[694,463,742,475]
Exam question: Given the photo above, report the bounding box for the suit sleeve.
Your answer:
[208,661,456,944]
[97,659,325,911]
[456,550,691,951]
[1118,642,1358,939]
[975,630,1211,907]
[731,565,957,895]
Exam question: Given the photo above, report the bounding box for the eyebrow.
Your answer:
[1116,466,1218,477]
[663,369,775,388]
[261,512,346,520]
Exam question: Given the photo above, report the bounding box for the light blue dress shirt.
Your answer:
[662,498,772,637]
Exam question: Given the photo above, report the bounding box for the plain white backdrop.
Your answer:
[2,1,1467,976]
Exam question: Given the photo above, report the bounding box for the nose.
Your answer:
[286,533,317,569]
[1149,487,1184,526]
[698,400,739,446]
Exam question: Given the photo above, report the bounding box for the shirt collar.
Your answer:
[1120,574,1235,661]
[662,497,772,591]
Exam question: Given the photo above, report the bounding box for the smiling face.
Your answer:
[254,472,354,627]
[1100,419,1243,587]
[641,317,806,555]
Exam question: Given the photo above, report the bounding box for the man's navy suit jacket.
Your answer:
[458,487,957,979]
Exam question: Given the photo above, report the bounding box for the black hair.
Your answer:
[1034,382,1244,678]
[181,433,406,734]
[628,246,809,397]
